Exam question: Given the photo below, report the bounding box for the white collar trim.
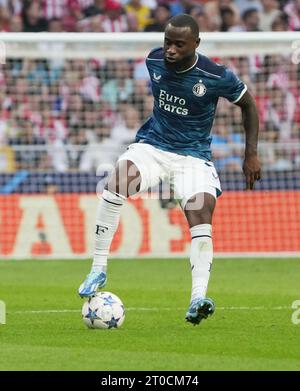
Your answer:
[176,54,199,74]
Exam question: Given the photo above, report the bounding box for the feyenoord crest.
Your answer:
[193,81,206,97]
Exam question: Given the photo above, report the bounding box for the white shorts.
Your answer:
[118,143,222,208]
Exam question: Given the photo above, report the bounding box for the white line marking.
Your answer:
[10,306,291,314]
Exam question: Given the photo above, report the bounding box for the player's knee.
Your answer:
[184,194,215,226]
[106,160,141,198]
[114,179,141,198]
[188,210,213,226]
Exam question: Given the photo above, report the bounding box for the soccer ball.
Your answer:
[82,292,125,329]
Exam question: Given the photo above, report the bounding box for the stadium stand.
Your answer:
[0,2,299,258]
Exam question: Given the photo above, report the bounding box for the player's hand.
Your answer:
[243,154,261,190]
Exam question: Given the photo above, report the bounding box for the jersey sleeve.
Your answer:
[146,47,163,62]
[218,67,247,103]
[145,47,163,75]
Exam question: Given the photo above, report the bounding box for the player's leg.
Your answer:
[79,143,163,297]
[184,192,216,325]
[78,159,141,297]
[171,157,221,324]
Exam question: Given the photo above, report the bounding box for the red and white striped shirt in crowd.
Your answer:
[77,0,94,9]
[7,0,23,15]
[42,0,66,20]
[41,0,94,20]
[100,14,128,32]
[284,2,300,31]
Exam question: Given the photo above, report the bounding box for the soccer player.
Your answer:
[79,14,261,325]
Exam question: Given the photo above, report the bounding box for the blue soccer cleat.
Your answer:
[185,297,215,325]
[78,271,107,298]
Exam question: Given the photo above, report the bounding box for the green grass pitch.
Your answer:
[0,258,300,371]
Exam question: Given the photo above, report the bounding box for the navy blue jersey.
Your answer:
[135,47,247,161]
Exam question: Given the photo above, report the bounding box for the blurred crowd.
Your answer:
[0,51,300,173]
[0,0,300,33]
[0,1,300,173]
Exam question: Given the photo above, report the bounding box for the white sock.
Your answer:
[91,189,125,273]
[189,224,213,301]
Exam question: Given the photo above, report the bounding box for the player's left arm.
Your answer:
[235,90,261,190]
